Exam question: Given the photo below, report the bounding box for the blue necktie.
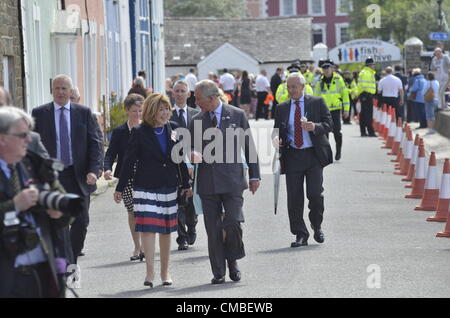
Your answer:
[60,107,71,167]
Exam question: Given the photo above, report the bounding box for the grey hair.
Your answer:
[134,76,145,87]
[0,106,34,134]
[195,80,220,98]
[71,87,81,98]
[173,79,189,89]
[385,67,393,74]
[52,74,73,88]
[287,72,306,85]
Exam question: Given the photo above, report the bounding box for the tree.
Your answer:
[164,0,246,19]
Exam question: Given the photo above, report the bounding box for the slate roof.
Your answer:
[164,16,312,66]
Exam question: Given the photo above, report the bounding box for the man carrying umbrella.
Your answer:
[272,72,333,248]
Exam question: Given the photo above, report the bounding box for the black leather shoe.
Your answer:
[178,241,189,251]
[335,152,341,161]
[368,133,377,137]
[228,261,241,282]
[187,232,197,245]
[313,229,325,243]
[291,235,308,248]
[211,276,225,284]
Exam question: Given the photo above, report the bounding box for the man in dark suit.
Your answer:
[190,80,260,284]
[170,80,200,251]
[0,106,70,298]
[272,72,333,248]
[32,75,103,264]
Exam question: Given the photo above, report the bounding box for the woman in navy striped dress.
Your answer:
[114,94,192,288]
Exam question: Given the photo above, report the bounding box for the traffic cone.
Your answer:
[403,134,420,184]
[392,123,408,163]
[405,141,427,199]
[382,109,396,149]
[427,159,450,222]
[394,128,413,176]
[436,218,450,237]
[388,118,403,156]
[378,104,387,136]
[380,106,390,140]
[415,152,439,211]
[373,106,379,132]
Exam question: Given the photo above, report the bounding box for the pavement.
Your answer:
[77,119,450,298]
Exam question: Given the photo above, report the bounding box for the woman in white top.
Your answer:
[424,72,440,135]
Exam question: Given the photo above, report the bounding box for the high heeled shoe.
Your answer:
[139,252,145,262]
[162,279,173,286]
[144,280,153,288]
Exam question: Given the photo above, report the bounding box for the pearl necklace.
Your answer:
[154,126,165,135]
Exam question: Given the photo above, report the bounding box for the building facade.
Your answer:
[0,0,25,108]
[264,0,351,49]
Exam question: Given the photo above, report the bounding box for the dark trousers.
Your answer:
[187,92,196,108]
[176,196,198,245]
[59,166,90,264]
[7,262,59,298]
[285,148,324,239]
[414,102,427,128]
[256,92,268,120]
[406,99,417,123]
[271,100,279,119]
[200,192,245,278]
[330,110,342,155]
[343,98,355,124]
[382,96,401,120]
[359,92,375,136]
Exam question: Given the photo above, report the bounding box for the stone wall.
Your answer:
[0,0,24,109]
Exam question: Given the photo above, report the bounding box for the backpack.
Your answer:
[424,81,435,102]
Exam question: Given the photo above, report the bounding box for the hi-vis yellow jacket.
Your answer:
[345,79,358,100]
[357,66,376,95]
[303,71,315,86]
[314,72,350,112]
[276,82,313,104]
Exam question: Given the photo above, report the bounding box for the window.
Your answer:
[335,23,350,45]
[280,0,296,16]
[312,24,327,46]
[336,0,353,16]
[139,0,149,17]
[2,56,14,101]
[308,0,325,16]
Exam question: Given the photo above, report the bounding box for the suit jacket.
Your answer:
[0,160,69,297]
[104,123,131,178]
[116,122,190,192]
[31,102,103,196]
[170,105,200,129]
[189,103,260,195]
[273,95,333,170]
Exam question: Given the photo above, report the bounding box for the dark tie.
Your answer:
[8,164,21,195]
[179,109,187,128]
[294,100,304,148]
[60,107,71,167]
[211,111,218,128]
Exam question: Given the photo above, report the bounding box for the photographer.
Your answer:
[0,106,71,298]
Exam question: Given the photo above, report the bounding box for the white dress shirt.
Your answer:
[174,104,188,124]
[255,75,270,92]
[219,73,236,91]
[378,74,403,97]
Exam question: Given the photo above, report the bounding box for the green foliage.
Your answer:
[164,0,246,18]
[348,0,450,49]
[107,102,127,132]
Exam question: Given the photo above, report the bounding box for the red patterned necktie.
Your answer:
[294,100,303,148]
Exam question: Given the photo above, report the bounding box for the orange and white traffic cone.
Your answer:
[373,105,380,132]
[427,159,450,222]
[405,141,427,199]
[395,128,413,176]
[436,212,450,237]
[392,123,408,163]
[403,135,420,184]
[383,109,396,149]
[388,118,403,156]
[381,106,391,140]
[378,104,387,136]
[415,152,439,211]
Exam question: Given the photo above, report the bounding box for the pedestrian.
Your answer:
[377,66,404,121]
[0,106,71,298]
[239,71,252,117]
[114,93,192,288]
[219,68,236,96]
[104,94,144,261]
[170,80,200,251]
[394,65,408,120]
[356,57,377,137]
[270,68,283,119]
[408,68,427,129]
[32,75,103,265]
[128,76,148,99]
[314,59,349,161]
[70,87,81,104]
[343,70,358,124]
[185,68,198,108]
[430,47,450,110]
[423,72,440,135]
[190,80,261,284]
[255,69,271,120]
[272,72,333,248]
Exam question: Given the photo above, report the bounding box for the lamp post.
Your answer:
[437,0,444,31]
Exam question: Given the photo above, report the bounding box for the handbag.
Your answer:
[424,82,435,102]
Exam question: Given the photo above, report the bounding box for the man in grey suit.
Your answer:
[272,73,333,248]
[189,80,260,284]
[0,86,49,158]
